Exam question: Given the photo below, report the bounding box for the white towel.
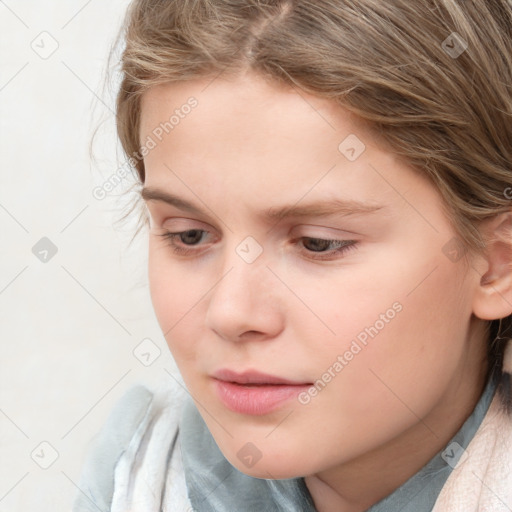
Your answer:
[109,379,193,512]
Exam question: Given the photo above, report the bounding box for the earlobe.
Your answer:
[472,211,512,321]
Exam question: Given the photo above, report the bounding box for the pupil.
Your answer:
[182,230,202,244]
[306,238,330,252]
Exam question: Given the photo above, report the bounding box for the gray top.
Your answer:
[179,368,500,511]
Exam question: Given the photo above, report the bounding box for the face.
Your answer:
[139,72,482,479]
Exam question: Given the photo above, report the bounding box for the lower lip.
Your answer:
[213,379,311,415]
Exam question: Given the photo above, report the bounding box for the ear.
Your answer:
[472,211,512,321]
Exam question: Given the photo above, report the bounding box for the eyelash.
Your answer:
[156,229,358,261]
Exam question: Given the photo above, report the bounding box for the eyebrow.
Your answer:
[141,186,385,220]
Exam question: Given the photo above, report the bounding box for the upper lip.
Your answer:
[212,369,311,385]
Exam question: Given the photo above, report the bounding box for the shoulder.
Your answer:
[72,379,187,511]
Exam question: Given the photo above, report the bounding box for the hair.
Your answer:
[112,0,512,412]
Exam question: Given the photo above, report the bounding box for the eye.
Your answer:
[157,229,358,261]
[157,229,211,255]
[297,237,358,260]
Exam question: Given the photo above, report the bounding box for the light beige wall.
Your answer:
[0,2,182,510]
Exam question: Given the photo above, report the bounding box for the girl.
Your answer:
[74,1,512,510]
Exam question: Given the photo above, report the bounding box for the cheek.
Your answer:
[148,247,175,330]
[266,263,470,473]
[147,244,220,378]
[148,246,199,351]
[318,257,468,425]
[297,243,468,393]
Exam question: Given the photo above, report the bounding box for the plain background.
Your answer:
[0,1,183,510]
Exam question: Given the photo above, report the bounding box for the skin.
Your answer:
[138,71,510,512]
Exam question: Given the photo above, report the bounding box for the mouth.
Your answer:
[211,369,313,415]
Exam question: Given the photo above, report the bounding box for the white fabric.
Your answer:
[109,380,193,512]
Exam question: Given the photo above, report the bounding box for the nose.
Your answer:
[204,254,284,343]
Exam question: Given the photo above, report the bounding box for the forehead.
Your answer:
[139,73,375,179]
[138,73,442,230]
[139,71,367,147]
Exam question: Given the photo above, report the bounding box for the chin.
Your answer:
[219,445,309,480]
[234,461,304,480]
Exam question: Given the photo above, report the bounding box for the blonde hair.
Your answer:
[113,0,512,408]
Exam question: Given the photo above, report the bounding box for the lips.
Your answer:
[211,369,312,415]
[212,369,309,385]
